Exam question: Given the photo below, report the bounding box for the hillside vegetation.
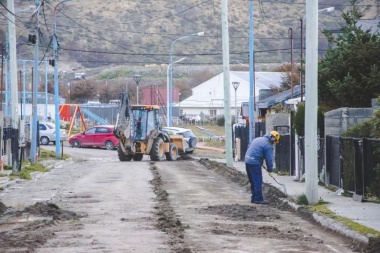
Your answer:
[1,0,378,70]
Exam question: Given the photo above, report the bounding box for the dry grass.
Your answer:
[177,123,225,137]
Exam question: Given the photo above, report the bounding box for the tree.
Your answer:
[38,81,54,94]
[70,80,96,103]
[318,0,380,109]
[270,63,300,94]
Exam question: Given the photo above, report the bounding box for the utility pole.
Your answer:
[45,60,48,120]
[31,0,40,163]
[300,18,304,102]
[248,1,255,142]
[7,0,19,172]
[22,61,26,120]
[289,28,294,98]
[221,0,233,168]
[53,0,72,158]
[1,44,4,111]
[305,0,319,204]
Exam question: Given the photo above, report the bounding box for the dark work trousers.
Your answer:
[245,163,264,202]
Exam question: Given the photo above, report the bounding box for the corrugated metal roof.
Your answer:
[257,85,302,108]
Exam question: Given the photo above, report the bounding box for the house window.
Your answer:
[210,109,217,117]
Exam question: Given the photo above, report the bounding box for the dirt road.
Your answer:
[0,147,357,252]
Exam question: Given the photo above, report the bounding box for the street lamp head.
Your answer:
[134,75,141,85]
[232,81,240,90]
[176,57,186,64]
[302,6,335,21]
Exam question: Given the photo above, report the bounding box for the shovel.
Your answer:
[263,166,288,196]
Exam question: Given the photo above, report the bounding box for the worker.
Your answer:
[136,117,142,139]
[244,131,280,204]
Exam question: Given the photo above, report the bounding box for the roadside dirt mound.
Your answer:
[0,202,83,252]
[177,154,195,160]
[0,201,6,214]
[197,204,281,221]
[17,202,81,220]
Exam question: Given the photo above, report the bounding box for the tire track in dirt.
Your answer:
[149,163,192,253]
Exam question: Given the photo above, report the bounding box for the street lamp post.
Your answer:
[169,31,204,126]
[231,82,240,124]
[67,82,70,103]
[300,7,334,101]
[166,57,185,126]
[232,81,240,162]
[178,92,181,121]
[133,74,141,105]
[53,0,72,159]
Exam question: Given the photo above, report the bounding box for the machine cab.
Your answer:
[132,105,160,140]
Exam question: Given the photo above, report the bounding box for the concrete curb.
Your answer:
[270,189,380,253]
[280,198,369,245]
[312,213,369,244]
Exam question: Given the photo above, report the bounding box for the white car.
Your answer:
[28,122,68,145]
[162,127,197,153]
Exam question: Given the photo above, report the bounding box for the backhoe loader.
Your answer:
[113,92,185,161]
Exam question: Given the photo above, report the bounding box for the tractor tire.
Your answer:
[133,154,143,161]
[189,137,197,148]
[165,143,178,161]
[118,144,132,161]
[150,137,165,161]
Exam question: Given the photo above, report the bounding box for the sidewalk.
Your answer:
[208,158,380,245]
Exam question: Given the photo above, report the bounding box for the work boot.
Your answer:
[253,200,269,205]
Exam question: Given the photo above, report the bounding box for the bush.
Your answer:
[217,116,225,127]
[293,103,325,137]
[293,103,305,136]
[344,109,380,139]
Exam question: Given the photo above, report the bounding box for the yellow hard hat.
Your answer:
[270,131,280,144]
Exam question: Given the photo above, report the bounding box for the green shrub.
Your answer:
[293,103,325,137]
[344,109,380,139]
[341,139,355,192]
[217,116,225,127]
[296,194,308,205]
[293,103,305,136]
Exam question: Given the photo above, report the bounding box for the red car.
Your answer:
[68,125,119,150]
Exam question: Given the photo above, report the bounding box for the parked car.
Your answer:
[162,127,197,153]
[26,121,68,145]
[68,125,118,150]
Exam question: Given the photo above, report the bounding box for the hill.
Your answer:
[1,0,379,71]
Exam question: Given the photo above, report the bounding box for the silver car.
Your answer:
[162,127,197,153]
[37,121,68,145]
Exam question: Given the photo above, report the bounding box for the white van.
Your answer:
[87,101,101,105]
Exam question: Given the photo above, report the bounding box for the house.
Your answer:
[176,71,284,120]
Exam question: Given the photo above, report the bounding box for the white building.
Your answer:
[177,71,284,120]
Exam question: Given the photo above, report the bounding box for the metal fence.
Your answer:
[233,122,267,161]
[71,105,119,126]
[297,137,325,178]
[325,135,380,199]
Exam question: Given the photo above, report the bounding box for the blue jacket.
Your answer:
[244,134,274,172]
